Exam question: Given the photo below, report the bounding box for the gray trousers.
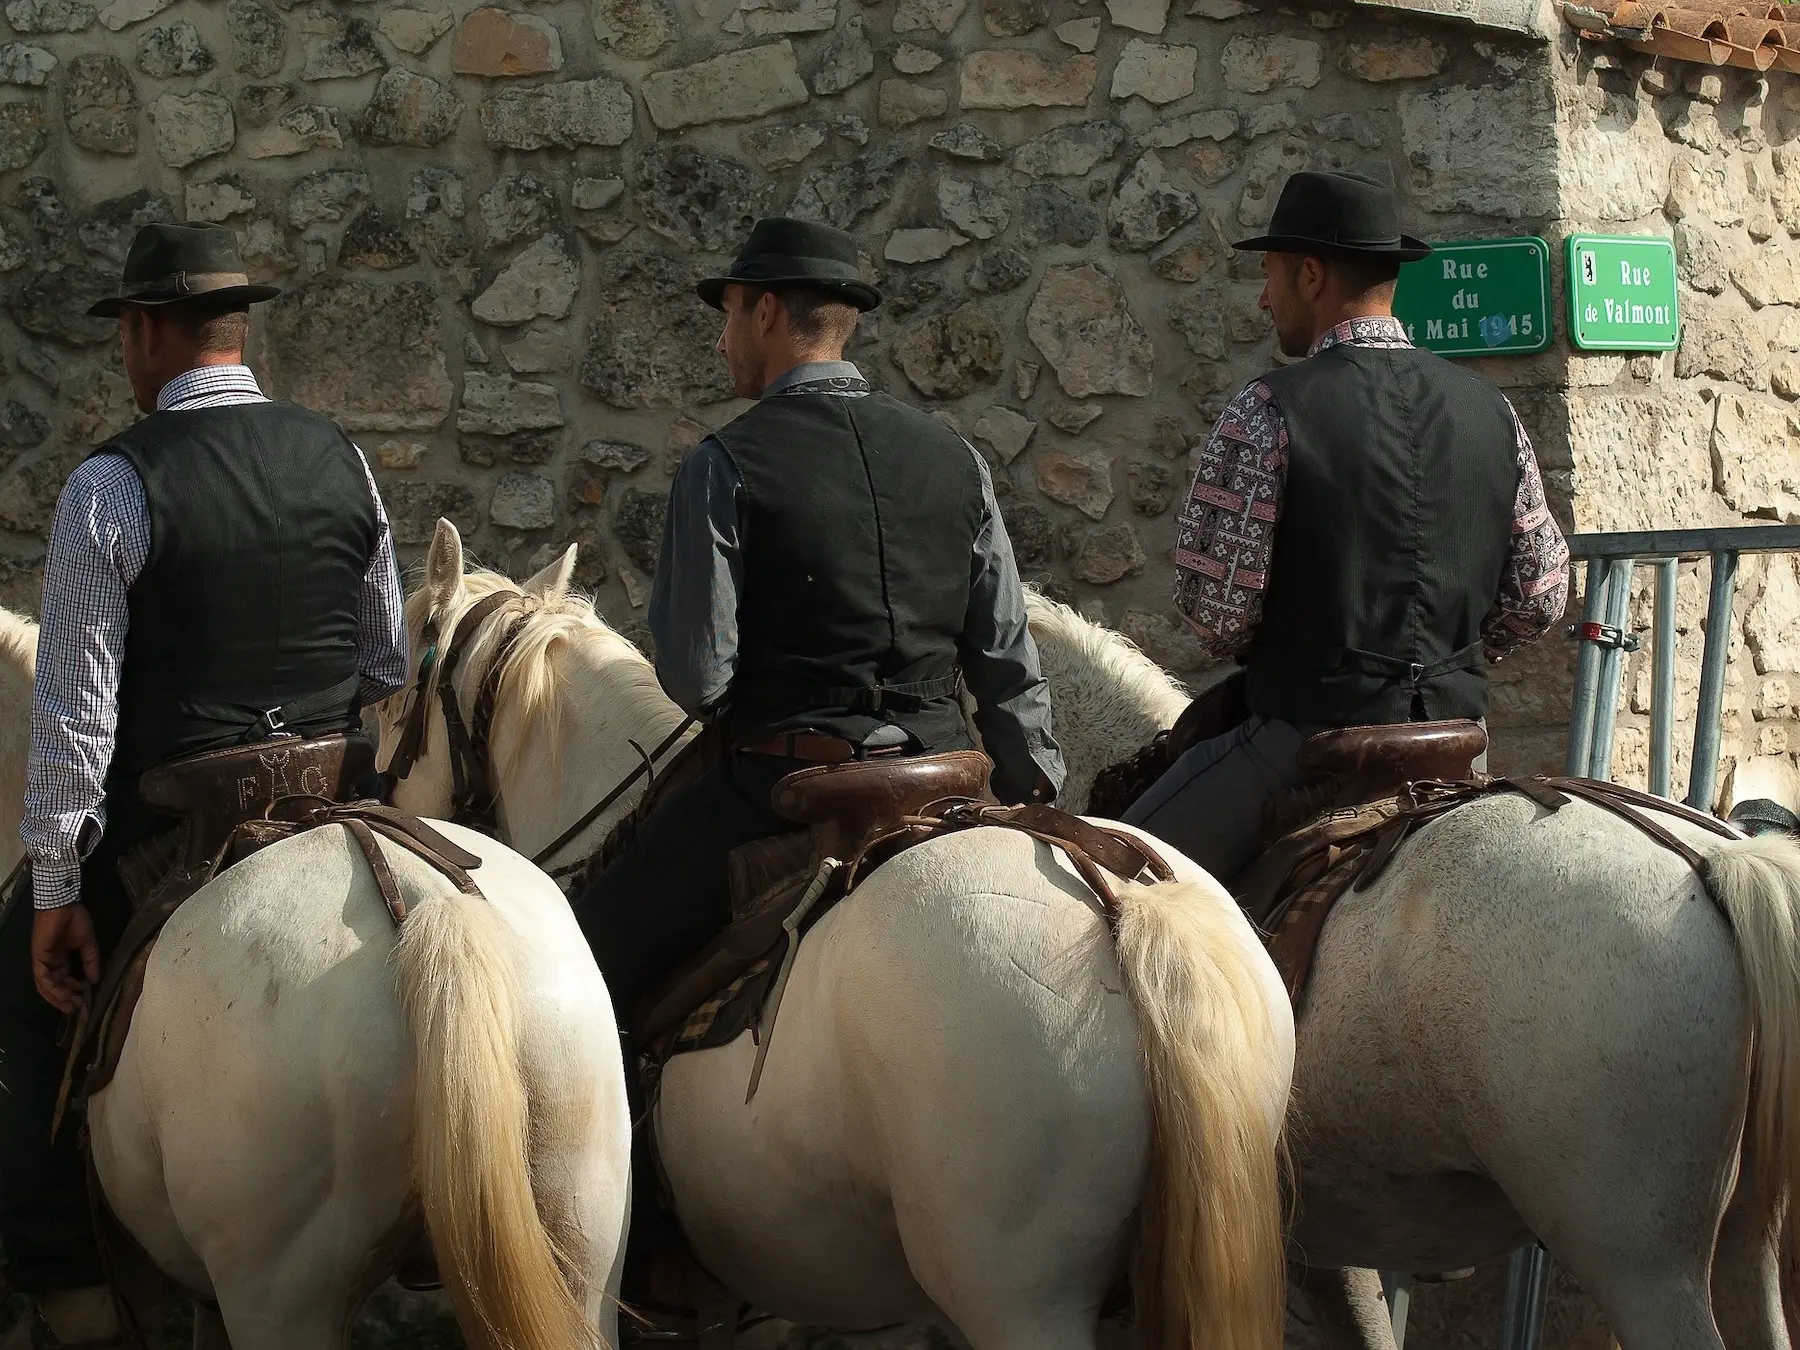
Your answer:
[1122,716,1316,887]
[1122,713,1491,888]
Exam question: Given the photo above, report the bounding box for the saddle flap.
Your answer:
[1294,719,1487,793]
[771,750,992,858]
[727,830,813,923]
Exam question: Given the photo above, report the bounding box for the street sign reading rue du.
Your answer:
[1566,233,1681,352]
[1392,236,1553,358]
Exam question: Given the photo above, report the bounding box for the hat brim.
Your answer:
[86,282,283,319]
[1230,233,1433,263]
[696,273,882,313]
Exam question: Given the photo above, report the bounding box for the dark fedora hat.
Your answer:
[696,216,881,312]
[86,221,281,318]
[1233,170,1431,263]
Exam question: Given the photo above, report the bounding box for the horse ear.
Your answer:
[521,544,577,602]
[425,517,465,610]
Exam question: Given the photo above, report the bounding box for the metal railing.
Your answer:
[1376,525,1800,1349]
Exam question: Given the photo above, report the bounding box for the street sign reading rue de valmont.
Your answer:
[1565,234,1681,352]
[1392,236,1553,358]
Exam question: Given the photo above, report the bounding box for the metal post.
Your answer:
[1382,1273,1412,1348]
[1563,558,1612,777]
[1585,557,1635,780]
[1686,549,1741,811]
[1498,1244,1553,1350]
[1648,558,1678,799]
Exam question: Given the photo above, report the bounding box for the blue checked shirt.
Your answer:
[22,363,409,910]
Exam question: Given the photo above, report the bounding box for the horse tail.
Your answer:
[392,890,597,1350]
[1112,878,1287,1350]
[1703,833,1800,1252]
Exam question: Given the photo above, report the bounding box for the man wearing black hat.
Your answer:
[1124,171,1569,882]
[0,222,407,1341]
[574,214,1063,1038]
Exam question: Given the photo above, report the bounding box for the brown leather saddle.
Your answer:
[632,750,995,1058]
[1234,718,1488,998]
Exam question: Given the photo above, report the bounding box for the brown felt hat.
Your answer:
[86,221,281,318]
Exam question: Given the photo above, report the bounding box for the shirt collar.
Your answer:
[1307,315,1413,358]
[155,363,265,411]
[766,360,864,396]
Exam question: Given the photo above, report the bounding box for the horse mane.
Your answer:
[1023,587,1191,723]
[416,565,675,774]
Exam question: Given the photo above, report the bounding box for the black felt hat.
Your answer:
[1233,170,1432,262]
[696,216,881,312]
[86,221,281,318]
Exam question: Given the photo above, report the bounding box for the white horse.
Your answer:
[65,564,630,1348]
[0,603,37,883]
[1023,590,1800,1350]
[378,519,1296,1350]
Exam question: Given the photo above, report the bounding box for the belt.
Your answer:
[738,732,907,764]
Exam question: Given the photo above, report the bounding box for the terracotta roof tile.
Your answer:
[1561,0,1800,68]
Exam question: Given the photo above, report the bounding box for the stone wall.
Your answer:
[1550,36,1800,805]
[0,0,1556,705]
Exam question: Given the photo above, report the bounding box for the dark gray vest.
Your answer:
[98,400,376,778]
[712,389,984,748]
[1243,343,1522,726]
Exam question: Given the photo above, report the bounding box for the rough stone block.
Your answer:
[1338,37,1444,81]
[892,305,1004,398]
[1399,82,1557,218]
[884,227,967,262]
[453,10,563,76]
[1110,38,1196,104]
[580,249,734,407]
[482,77,633,148]
[490,472,555,530]
[959,50,1095,109]
[4,0,91,31]
[591,0,677,56]
[879,78,947,127]
[458,372,563,435]
[64,54,136,154]
[243,101,341,157]
[151,91,233,168]
[1711,390,1800,517]
[381,6,453,53]
[1036,449,1114,519]
[1108,150,1198,250]
[971,405,1035,463]
[1014,120,1124,176]
[643,42,808,129]
[1027,264,1153,397]
[473,233,579,326]
[1220,33,1320,92]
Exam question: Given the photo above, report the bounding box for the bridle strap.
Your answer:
[431,592,525,831]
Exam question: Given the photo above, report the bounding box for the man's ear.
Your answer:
[1297,255,1330,302]
[756,288,783,336]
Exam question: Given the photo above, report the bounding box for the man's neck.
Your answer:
[149,353,246,404]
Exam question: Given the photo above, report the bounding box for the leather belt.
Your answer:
[739,732,906,764]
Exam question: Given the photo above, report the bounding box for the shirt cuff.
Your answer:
[30,861,81,910]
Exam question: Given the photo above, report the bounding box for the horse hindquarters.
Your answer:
[828,830,1291,1350]
[90,827,628,1350]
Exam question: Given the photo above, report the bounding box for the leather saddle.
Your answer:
[1236,718,1488,998]
[632,750,994,1054]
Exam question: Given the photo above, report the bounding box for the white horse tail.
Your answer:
[1112,878,1286,1350]
[1703,833,1800,1247]
[392,892,597,1350]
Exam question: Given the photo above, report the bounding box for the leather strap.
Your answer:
[531,716,695,871]
[738,732,907,763]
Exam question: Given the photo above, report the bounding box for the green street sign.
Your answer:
[1393,236,1552,358]
[1566,233,1680,351]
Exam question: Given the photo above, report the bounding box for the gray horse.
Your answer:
[1025,591,1800,1350]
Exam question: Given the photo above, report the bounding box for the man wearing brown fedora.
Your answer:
[0,221,408,1342]
[1124,170,1570,882]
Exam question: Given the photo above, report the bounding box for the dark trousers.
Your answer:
[0,809,148,1295]
[573,751,809,1028]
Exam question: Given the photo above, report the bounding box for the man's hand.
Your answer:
[31,904,99,1015]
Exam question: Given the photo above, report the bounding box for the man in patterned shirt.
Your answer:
[0,222,407,1344]
[1125,171,1568,883]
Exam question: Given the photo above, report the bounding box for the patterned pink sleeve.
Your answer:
[1480,404,1571,662]
[1172,380,1288,664]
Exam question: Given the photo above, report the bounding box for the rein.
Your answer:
[383,588,695,863]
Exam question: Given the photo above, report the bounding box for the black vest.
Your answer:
[1243,343,1522,727]
[712,390,984,747]
[99,400,377,778]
